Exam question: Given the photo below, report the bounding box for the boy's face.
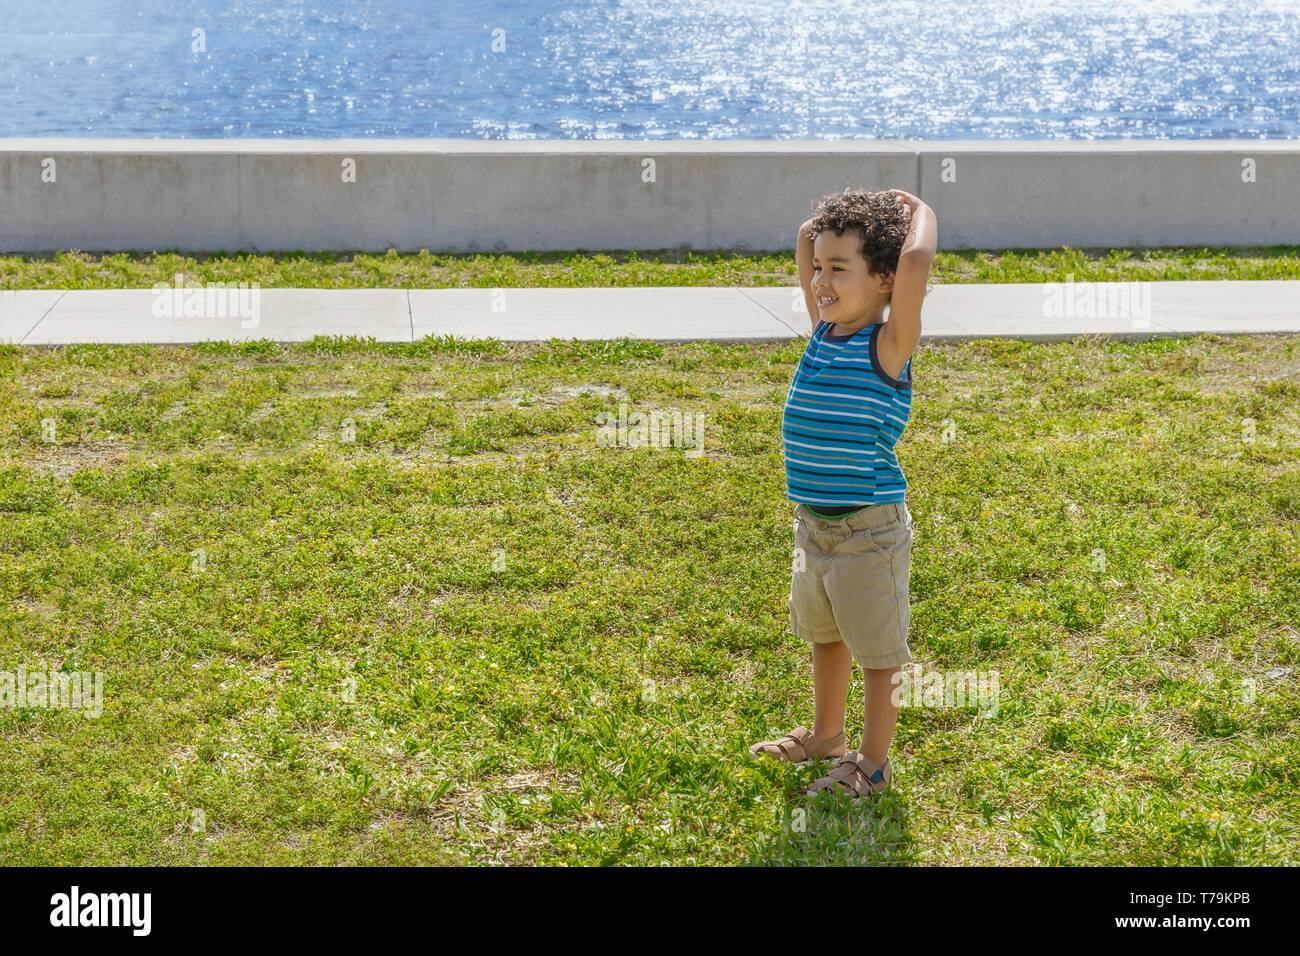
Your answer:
[811,228,895,329]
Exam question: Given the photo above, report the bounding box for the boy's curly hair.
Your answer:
[805,188,911,280]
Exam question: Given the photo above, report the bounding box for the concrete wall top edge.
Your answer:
[0,138,917,154]
[914,140,1300,154]
[1,137,1297,154]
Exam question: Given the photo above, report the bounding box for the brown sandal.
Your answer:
[806,750,892,798]
[748,726,846,766]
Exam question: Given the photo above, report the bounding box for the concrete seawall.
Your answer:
[1,139,1296,253]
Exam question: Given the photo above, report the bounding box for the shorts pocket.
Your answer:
[863,516,908,556]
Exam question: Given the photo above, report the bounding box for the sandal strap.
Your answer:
[755,726,845,762]
[787,727,844,760]
[778,726,814,761]
[828,756,868,796]
[854,752,889,785]
[823,752,888,795]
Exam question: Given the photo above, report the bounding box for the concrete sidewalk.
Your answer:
[2,280,1297,346]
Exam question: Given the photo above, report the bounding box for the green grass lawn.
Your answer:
[1,326,1298,865]
[2,244,1299,289]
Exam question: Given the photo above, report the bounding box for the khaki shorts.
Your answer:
[789,500,914,670]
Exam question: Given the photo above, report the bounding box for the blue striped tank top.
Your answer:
[782,319,913,508]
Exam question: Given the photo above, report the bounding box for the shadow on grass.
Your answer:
[745,766,916,866]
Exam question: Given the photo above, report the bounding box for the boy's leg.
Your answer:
[860,664,901,767]
[812,640,853,749]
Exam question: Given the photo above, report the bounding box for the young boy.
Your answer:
[749,187,937,798]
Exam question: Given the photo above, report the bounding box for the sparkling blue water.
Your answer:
[1,0,1297,139]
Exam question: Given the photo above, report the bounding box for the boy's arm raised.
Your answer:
[795,217,821,329]
[883,194,937,362]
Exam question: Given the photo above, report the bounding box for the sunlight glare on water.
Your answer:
[0,0,1296,138]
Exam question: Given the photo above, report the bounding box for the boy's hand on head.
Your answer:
[886,189,921,215]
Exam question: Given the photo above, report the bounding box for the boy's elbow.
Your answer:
[902,243,937,267]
